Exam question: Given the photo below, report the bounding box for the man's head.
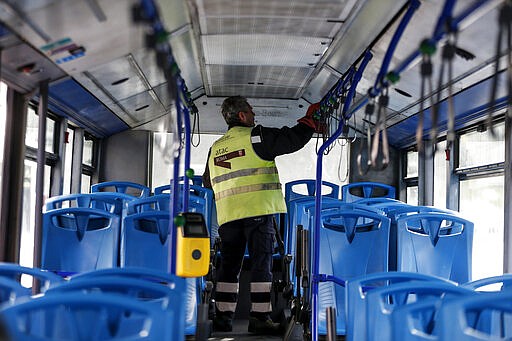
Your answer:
[221,96,255,127]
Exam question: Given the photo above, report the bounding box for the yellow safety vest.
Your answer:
[208,126,287,225]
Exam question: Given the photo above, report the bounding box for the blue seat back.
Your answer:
[462,274,512,292]
[315,209,390,335]
[120,210,203,333]
[284,179,340,202]
[42,208,120,274]
[126,194,209,236]
[341,182,396,203]
[45,275,186,338]
[45,193,126,215]
[0,292,173,340]
[153,185,213,228]
[0,263,63,293]
[438,291,512,340]
[345,272,454,341]
[397,212,474,283]
[91,181,150,198]
[121,211,171,269]
[70,267,198,337]
[380,205,454,271]
[366,280,473,341]
[288,200,383,290]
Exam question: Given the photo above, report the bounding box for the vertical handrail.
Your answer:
[311,50,372,341]
[33,79,49,271]
[179,79,191,212]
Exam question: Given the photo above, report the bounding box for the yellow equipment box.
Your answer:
[175,212,210,277]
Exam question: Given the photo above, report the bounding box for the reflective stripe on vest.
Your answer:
[208,126,286,225]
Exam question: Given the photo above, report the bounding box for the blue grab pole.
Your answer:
[169,87,183,275]
[369,0,421,97]
[179,80,192,212]
[393,0,491,75]
[311,50,372,341]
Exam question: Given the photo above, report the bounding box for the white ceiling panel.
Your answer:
[202,35,329,66]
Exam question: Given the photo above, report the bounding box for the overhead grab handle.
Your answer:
[369,89,390,170]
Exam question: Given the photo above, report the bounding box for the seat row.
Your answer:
[41,180,214,337]
[42,180,214,273]
[283,179,474,336]
[345,271,512,341]
[0,263,187,340]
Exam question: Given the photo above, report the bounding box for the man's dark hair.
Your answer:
[221,96,251,126]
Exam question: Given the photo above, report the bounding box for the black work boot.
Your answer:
[213,313,233,332]
[248,316,281,335]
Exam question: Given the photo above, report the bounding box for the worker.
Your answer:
[203,95,321,335]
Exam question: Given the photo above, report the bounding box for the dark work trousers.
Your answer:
[215,214,275,320]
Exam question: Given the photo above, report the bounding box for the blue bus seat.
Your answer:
[91,181,151,198]
[377,205,456,271]
[73,267,199,337]
[462,274,512,292]
[284,179,340,202]
[126,194,209,236]
[45,193,125,215]
[341,182,396,202]
[45,275,186,338]
[0,292,174,340]
[345,271,455,341]
[0,263,63,294]
[365,280,473,341]
[121,211,171,269]
[153,184,214,227]
[287,199,383,291]
[315,209,390,335]
[120,213,201,336]
[438,291,512,340]
[396,212,474,283]
[42,208,120,274]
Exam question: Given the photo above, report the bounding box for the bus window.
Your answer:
[433,140,447,209]
[460,175,504,280]
[0,82,7,217]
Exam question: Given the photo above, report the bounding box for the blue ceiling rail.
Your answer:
[346,0,492,130]
[392,0,489,77]
[311,50,372,341]
[368,0,421,98]
[135,0,197,275]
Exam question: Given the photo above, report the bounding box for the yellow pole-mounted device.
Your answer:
[175,212,210,277]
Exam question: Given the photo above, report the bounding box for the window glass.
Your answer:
[406,151,418,178]
[433,140,447,209]
[19,160,51,269]
[81,174,91,193]
[63,128,74,195]
[25,107,55,153]
[406,186,418,205]
[459,175,504,280]
[83,137,94,167]
[459,122,504,168]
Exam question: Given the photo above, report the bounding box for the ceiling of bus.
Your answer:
[0,0,506,146]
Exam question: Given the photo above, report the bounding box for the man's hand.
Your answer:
[297,102,324,133]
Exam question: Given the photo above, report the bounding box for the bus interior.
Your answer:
[0,0,510,340]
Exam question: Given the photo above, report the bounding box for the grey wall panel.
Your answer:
[99,130,150,186]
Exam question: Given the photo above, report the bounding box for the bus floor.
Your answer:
[209,319,284,340]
